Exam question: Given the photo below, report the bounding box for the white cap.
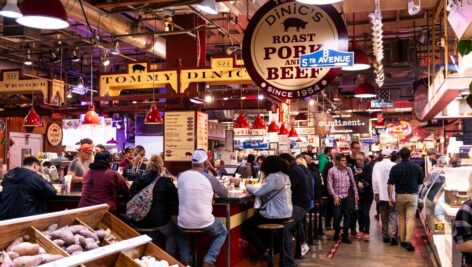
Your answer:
[192,149,208,164]
[381,149,392,157]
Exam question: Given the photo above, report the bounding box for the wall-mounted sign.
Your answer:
[386,121,412,139]
[196,112,208,151]
[0,70,64,103]
[243,140,269,150]
[234,128,267,136]
[100,57,253,96]
[242,0,348,99]
[46,122,63,146]
[316,113,370,135]
[413,79,428,120]
[300,49,353,68]
[371,99,394,108]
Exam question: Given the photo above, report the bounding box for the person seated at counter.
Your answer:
[0,156,57,220]
[119,146,135,171]
[124,145,147,181]
[67,144,93,191]
[454,174,472,267]
[242,155,293,262]
[177,149,228,267]
[78,151,130,214]
[129,155,183,256]
[235,154,257,178]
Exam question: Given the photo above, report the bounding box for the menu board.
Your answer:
[164,111,196,161]
[278,135,290,153]
[196,112,208,151]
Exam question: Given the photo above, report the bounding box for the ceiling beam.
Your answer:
[90,0,194,8]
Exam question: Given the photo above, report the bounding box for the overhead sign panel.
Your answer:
[300,49,353,68]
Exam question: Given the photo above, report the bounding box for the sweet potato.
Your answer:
[65,244,82,254]
[6,252,19,260]
[84,242,99,251]
[40,254,64,264]
[12,255,42,267]
[94,230,106,241]
[68,225,85,235]
[52,239,64,247]
[47,224,58,232]
[11,242,40,256]
[38,247,46,255]
[61,230,75,246]
[1,251,13,264]
[71,251,83,256]
[79,229,98,241]
[6,237,23,252]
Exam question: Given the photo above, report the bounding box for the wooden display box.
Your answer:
[0,204,184,267]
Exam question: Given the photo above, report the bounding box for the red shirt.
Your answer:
[78,168,130,213]
[119,158,131,168]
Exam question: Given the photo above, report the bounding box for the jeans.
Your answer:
[322,196,333,227]
[358,197,373,234]
[350,210,358,234]
[156,220,183,256]
[379,201,398,239]
[179,219,228,264]
[284,205,306,267]
[333,197,350,238]
[395,194,418,243]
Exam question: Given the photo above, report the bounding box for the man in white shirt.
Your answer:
[177,149,228,267]
[372,149,398,245]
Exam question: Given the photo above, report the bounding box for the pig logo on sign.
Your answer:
[132,64,146,73]
[282,18,308,32]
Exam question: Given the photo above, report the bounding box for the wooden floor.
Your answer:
[236,206,439,267]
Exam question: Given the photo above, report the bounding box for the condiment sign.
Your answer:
[46,122,63,146]
[242,0,348,99]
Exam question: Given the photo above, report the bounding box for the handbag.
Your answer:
[126,176,159,221]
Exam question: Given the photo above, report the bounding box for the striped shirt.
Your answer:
[327,166,358,199]
[453,199,472,264]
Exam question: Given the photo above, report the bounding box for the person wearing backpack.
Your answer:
[129,155,182,257]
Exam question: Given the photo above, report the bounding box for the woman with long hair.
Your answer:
[129,155,182,256]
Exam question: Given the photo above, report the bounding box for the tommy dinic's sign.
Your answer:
[99,57,252,97]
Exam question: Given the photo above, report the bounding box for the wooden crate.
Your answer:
[0,204,183,267]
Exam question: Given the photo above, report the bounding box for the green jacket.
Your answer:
[318,153,330,174]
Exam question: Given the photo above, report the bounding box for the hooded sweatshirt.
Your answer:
[0,167,57,220]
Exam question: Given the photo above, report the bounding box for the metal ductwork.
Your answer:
[61,0,166,58]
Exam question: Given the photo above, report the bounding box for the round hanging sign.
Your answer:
[46,122,63,147]
[242,0,348,99]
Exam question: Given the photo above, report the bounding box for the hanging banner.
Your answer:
[242,0,348,99]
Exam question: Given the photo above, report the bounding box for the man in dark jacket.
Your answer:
[280,153,310,267]
[0,156,57,220]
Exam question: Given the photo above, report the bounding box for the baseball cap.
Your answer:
[78,144,93,153]
[192,149,208,164]
[381,149,392,157]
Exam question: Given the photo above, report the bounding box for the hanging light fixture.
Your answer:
[194,0,218,15]
[268,121,279,133]
[110,40,120,55]
[144,104,164,124]
[354,82,377,98]
[66,89,73,99]
[252,114,266,129]
[17,0,69,30]
[279,123,289,135]
[24,49,32,65]
[295,0,342,5]
[102,50,110,67]
[83,105,100,125]
[234,112,250,128]
[288,127,299,138]
[342,13,371,71]
[72,47,80,62]
[0,0,22,18]
[294,112,308,122]
[24,92,43,127]
[145,32,164,125]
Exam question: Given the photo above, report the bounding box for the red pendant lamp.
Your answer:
[268,121,279,132]
[252,114,266,129]
[24,106,43,127]
[296,138,303,143]
[17,0,69,30]
[294,112,308,122]
[145,104,163,124]
[279,123,289,135]
[288,127,299,137]
[83,105,100,125]
[354,82,376,98]
[234,112,250,128]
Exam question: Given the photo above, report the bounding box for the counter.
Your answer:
[47,191,255,267]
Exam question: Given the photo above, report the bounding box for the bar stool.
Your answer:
[179,228,207,267]
[258,218,294,267]
[131,225,160,243]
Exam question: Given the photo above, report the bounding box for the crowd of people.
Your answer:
[0,138,427,266]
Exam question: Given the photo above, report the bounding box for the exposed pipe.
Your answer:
[61,0,166,58]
